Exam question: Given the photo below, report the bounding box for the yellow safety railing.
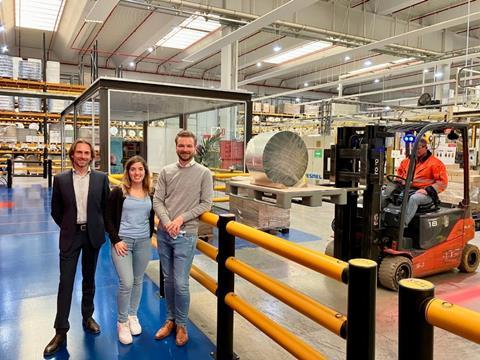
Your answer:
[226,221,348,283]
[212,171,246,203]
[398,278,480,359]
[225,257,347,337]
[200,212,220,227]
[188,212,376,360]
[225,292,327,360]
[191,264,217,295]
[426,298,480,344]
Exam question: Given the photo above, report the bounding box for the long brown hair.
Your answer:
[121,156,151,196]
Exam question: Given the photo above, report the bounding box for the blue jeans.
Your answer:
[382,184,432,226]
[404,192,432,225]
[157,230,197,327]
[111,236,151,323]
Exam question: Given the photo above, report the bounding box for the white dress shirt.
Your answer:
[72,167,91,224]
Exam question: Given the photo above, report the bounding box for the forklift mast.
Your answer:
[324,125,388,262]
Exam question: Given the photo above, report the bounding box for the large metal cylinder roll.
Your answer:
[245,131,308,186]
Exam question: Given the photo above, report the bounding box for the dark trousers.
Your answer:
[54,230,100,334]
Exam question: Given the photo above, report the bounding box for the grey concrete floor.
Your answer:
[146,202,480,359]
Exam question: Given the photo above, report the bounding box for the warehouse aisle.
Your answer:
[0,184,215,360]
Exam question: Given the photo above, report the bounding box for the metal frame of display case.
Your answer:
[60,77,253,172]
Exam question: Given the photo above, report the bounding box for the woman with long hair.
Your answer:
[105,155,155,344]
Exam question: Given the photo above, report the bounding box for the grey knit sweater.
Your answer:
[153,161,213,235]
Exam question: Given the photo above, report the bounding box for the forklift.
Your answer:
[324,123,480,290]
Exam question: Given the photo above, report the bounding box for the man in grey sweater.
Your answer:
[153,130,213,346]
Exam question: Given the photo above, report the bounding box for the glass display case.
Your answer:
[59,77,252,174]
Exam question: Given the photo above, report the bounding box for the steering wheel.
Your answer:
[386,174,406,185]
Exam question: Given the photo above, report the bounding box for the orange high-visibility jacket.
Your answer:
[397,153,448,193]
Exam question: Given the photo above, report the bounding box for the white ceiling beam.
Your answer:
[182,0,319,63]
[254,51,480,101]
[240,11,480,86]
[376,0,425,16]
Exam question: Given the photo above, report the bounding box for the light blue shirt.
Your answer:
[118,195,152,239]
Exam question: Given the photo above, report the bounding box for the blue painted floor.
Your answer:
[0,185,215,360]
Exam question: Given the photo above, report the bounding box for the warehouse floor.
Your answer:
[1,180,479,359]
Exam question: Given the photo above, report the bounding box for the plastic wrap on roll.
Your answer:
[245,131,308,186]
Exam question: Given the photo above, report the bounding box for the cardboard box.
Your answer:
[253,102,262,112]
[229,195,290,230]
[277,103,300,115]
[445,164,461,170]
[303,104,319,115]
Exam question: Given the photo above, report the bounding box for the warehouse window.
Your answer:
[156,13,221,50]
[15,0,65,32]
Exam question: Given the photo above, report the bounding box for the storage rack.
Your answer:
[0,78,85,175]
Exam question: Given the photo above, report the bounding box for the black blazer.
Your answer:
[105,186,155,245]
[51,169,110,253]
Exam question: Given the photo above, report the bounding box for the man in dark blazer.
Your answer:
[43,138,110,357]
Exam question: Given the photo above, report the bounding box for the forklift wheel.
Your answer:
[325,240,334,257]
[458,244,480,273]
[379,256,412,291]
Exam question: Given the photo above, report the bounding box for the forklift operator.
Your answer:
[383,138,448,226]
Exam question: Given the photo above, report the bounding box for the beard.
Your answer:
[177,151,194,162]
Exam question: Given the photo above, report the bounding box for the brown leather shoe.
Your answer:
[175,325,188,346]
[154,320,176,340]
[83,317,101,334]
[43,334,66,357]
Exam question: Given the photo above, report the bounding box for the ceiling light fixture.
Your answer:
[342,57,418,79]
[384,106,391,111]
[374,79,380,83]
[273,45,282,52]
[424,69,429,73]
[304,82,309,87]
[256,62,262,67]
[156,12,221,49]
[1,45,8,53]
[434,72,443,78]
[265,41,332,64]
[0,25,5,32]
[344,55,351,61]
[364,60,373,67]
[295,97,301,102]
[147,47,154,53]
[129,61,135,68]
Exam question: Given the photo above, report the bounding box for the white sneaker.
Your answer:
[118,321,133,344]
[128,315,142,335]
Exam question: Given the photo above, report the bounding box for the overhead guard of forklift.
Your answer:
[383,122,468,134]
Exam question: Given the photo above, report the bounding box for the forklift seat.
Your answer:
[415,200,439,214]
